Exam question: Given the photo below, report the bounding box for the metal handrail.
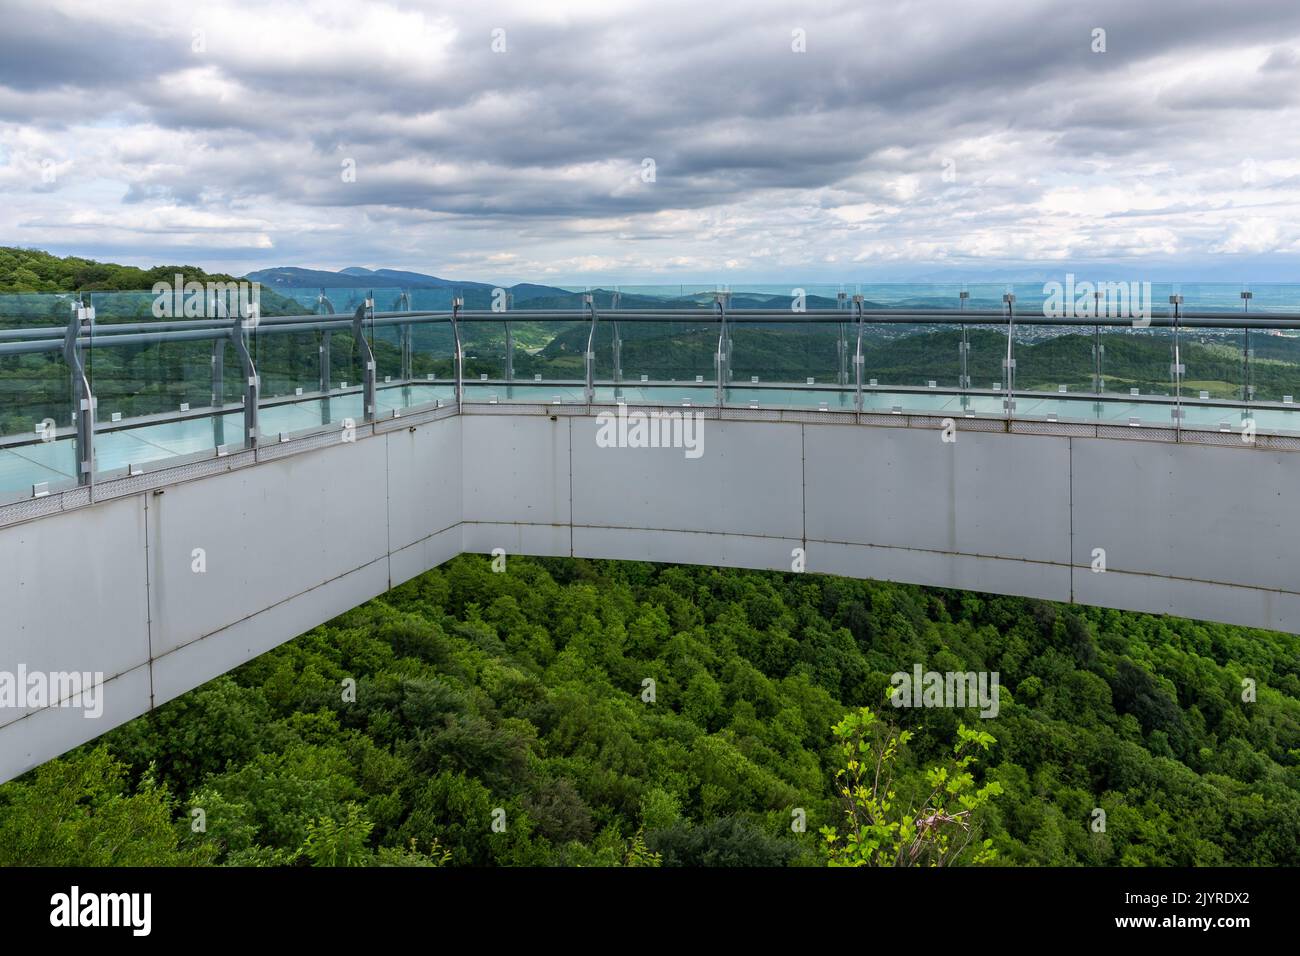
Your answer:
[8,307,1300,352]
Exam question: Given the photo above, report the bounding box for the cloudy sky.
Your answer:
[2,0,1300,283]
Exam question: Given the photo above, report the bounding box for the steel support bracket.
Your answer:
[353,295,377,423]
[64,298,96,487]
[230,318,259,448]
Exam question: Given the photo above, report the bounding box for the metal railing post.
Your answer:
[451,298,464,413]
[353,293,377,423]
[1092,290,1105,421]
[210,337,225,408]
[398,290,412,382]
[317,290,334,424]
[1092,290,1104,394]
[503,299,514,383]
[958,290,970,409]
[725,294,733,386]
[211,337,225,448]
[610,290,622,399]
[584,293,598,407]
[502,292,515,400]
[714,292,729,407]
[837,291,849,386]
[853,295,865,419]
[230,317,259,448]
[1170,294,1184,436]
[1002,292,1016,420]
[1241,289,1253,406]
[503,324,514,400]
[64,297,95,488]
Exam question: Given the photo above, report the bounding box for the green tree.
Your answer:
[0,747,212,866]
[821,708,1003,866]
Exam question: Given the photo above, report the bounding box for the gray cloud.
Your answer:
[1,0,1299,281]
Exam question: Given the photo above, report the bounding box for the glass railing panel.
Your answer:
[1242,323,1300,404]
[0,293,77,437]
[1090,325,1174,427]
[278,286,461,315]
[368,288,409,389]
[408,315,456,388]
[724,284,845,311]
[253,323,323,405]
[842,288,976,413]
[724,314,844,407]
[369,310,452,416]
[1010,320,1099,422]
[0,293,78,499]
[475,317,590,402]
[857,282,1004,312]
[601,316,718,396]
[1235,319,1300,435]
[858,321,977,415]
[572,284,703,314]
[459,316,507,384]
[83,291,225,476]
[1173,325,1226,404]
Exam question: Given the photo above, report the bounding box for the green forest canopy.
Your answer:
[1,556,1296,867]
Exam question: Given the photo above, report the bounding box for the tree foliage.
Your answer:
[0,556,1296,867]
[822,708,1002,866]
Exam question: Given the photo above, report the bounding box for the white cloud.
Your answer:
[1,0,1299,280]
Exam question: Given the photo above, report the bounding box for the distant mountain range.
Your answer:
[242,266,596,308]
[244,265,500,291]
[242,266,861,310]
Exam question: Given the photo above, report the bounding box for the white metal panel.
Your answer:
[147,437,390,656]
[461,415,570,526]
[574,525,799,572]
[461,521,571,558]
[385,416,461,553]
[803,425,1072,565]
[151,558,390,706]
[811,541,1072,603]
[0,494,150,728]
[569,417,804,539]
[390,526,463,588]
[1070,439,1300,593]
[0,664,152,781]
[1071,566,1300,632]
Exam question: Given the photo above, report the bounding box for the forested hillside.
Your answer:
[1,556,1296,867]
[0,247,250,294]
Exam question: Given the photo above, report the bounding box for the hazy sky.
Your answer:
[2,0,1300,283]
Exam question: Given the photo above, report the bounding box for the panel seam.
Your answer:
[1068,436,1075,604]
[568,417,575,557]
[801,424,807,555]
[143,493,155,710]
[384,433,392,589]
